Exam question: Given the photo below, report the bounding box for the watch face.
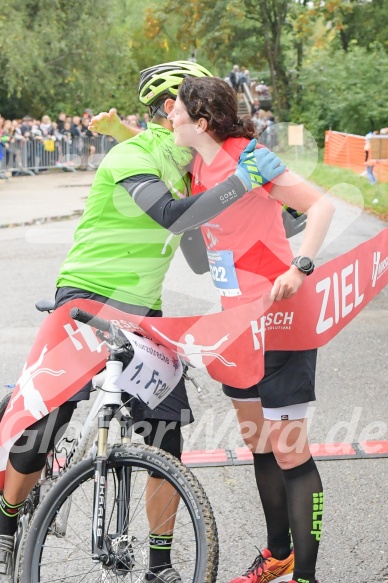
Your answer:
[299,257,312,270]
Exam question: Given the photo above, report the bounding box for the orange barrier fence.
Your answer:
[324,130,388,183]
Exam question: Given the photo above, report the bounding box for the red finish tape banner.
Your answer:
[0,228,386,487]
[263,227,388,350]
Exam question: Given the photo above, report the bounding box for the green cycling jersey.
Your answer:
[57,123,192,310]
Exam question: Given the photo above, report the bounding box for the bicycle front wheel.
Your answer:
[19,443,218,583]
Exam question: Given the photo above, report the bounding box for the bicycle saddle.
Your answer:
[35,299,56,312]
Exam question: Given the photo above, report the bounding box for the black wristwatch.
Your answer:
[291,256,315,275]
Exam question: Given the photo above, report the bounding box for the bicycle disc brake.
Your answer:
[100,534,138,576]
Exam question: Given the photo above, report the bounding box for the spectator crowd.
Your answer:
[0,109,150,174]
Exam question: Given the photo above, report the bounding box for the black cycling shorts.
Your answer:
[54,286,194,426]
[222,349,317,409]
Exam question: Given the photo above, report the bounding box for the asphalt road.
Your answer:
[0,171,387,582]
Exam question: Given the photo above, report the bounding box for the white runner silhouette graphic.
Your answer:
[150,327,236,369]
[8,345,66,420]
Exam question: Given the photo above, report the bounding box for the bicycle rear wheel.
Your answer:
[19,443,218,583]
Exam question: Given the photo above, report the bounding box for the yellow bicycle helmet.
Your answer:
[138,60,213,107]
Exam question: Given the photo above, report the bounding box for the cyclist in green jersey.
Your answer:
[0,62,286,583]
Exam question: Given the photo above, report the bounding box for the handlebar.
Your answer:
[70,307,111,332]
[70,306,202,392]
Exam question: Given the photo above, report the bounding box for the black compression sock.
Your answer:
[282,457,323,583]
[148,533,173,574]
[0,493,24,536]
[253,452,291,560]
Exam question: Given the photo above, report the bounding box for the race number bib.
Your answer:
[116,331,183,410]
[207,250,242,297]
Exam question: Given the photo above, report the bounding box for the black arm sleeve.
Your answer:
[180,228,210,274]
[119,173,246,235]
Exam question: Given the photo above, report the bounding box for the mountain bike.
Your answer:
[1,303,218,582]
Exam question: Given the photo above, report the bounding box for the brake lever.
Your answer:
[183,368,202,393]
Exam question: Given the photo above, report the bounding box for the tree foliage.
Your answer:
[0,0,136,118]
[309,0,388,52]
[291,42,388,141]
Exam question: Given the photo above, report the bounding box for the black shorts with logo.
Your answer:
[55,286,194,426]
[222,349,317,409]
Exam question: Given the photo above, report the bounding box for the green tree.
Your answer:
[0,0,136,118]
[310,0,388,52]
[291,43,388,143]
[244,0,291,117]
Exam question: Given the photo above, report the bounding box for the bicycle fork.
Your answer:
[92,405,113,563]
[91,357,133,568]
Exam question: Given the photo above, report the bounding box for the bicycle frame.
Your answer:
[54,306,185,567]
[24,302,200,569]
[45,361,136,551]
[52,352,136,565]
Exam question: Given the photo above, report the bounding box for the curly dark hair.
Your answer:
[178,76,256,140]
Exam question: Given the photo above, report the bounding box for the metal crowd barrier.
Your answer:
[0,135,117,177]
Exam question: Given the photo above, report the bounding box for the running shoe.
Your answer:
[145,567,182,582]
[228,548,294,582]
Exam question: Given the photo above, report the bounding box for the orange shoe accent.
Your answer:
[228,548,294,583]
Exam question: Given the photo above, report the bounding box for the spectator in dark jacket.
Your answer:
[70,116,82,139]
[55,112,66,132]
[229,65,240,93]
[20,116,34,139]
